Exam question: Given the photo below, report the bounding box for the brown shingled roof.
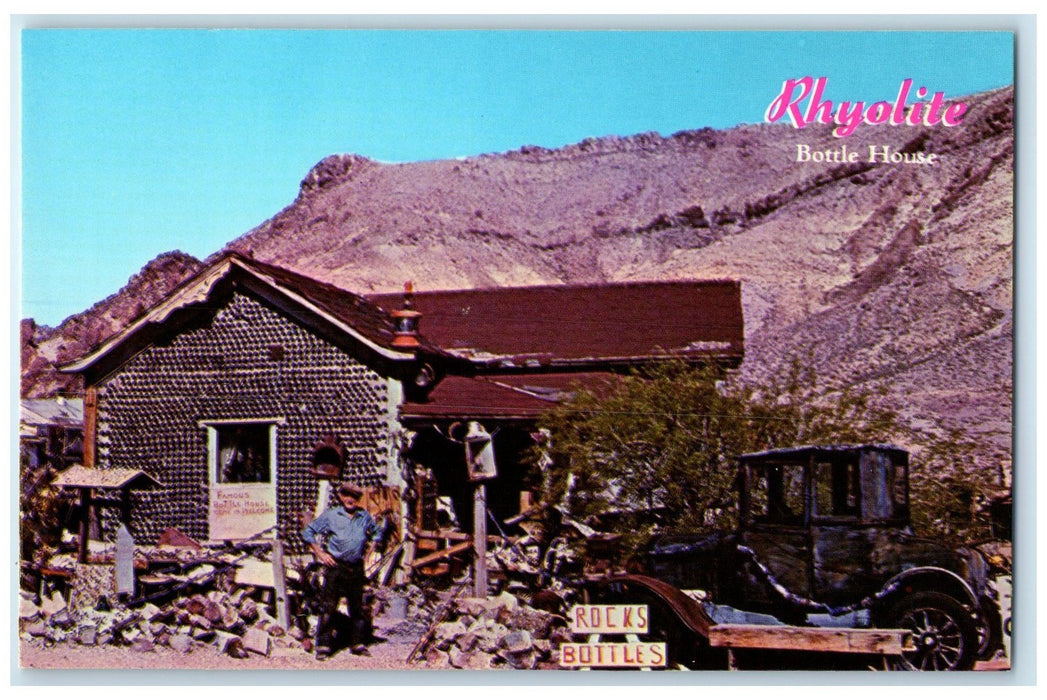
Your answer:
[65,254,743,382]
[62,253,421,375]
[52,465,161,490]
[400,375,556,421]
[400,372,625,422]
[369,280,743,368]
[241,257,407,351]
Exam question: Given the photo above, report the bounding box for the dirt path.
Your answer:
[18,636,426,672]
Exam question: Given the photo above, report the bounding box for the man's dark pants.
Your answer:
[316,559,367,650]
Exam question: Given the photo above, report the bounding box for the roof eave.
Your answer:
[399,410,545,423]
[60,256,418,375]
[233,258,416,362]
[463,351,743,371]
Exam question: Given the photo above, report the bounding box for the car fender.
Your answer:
[876,566,980,614]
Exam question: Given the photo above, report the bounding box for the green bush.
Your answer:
[535,361,1002,548]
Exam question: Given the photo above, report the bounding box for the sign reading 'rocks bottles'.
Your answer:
[559,605,667,668]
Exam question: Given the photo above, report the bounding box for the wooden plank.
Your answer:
[83,386,97,468]
[409,541,472,569]
[235,557,276,587]
[408,535,519,571]
[77,488,91,564]
[361,486,402,542]
[398,539,415,586]
[377,544,404,586]
[708,624,910,655]
[272,540,290,631]
[473,483,487,597]
[410,528,472,542]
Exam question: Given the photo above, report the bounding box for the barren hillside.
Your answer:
[22,87,1013,473]
[21,251,203,398]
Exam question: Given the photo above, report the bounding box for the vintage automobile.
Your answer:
[632,444,1007,670]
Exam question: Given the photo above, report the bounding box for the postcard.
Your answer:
[15,23,1019,679]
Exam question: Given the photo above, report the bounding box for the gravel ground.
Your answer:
[17,608,443,673]
[17,635,424,671]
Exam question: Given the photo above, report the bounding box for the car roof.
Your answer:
[739,443,909,463]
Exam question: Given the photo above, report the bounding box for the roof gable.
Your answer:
[61,254,418,377]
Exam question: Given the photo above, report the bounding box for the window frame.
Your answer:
[811,457,863,523]
[200,417,283,485]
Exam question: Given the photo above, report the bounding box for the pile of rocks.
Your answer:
[19,585,310,659]
[417,591,569,670]
[370,584,440,642]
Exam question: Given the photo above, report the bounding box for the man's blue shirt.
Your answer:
[301,505,381,563]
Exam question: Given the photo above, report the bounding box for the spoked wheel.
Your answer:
[891,592,978,671]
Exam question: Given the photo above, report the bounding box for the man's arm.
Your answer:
[363,514,382,560]
[310,541,336,567]
[302,512,336,567]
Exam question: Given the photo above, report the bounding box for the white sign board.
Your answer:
[208,483,277,540]
[569,604,650,634]
[560,642,667,668]
[561,604,666,668]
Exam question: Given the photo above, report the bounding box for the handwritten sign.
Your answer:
[561,604,666,668]
[209,483,276,540]
[569,604,649,634]
[560,642,667,668]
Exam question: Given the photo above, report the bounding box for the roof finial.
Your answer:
[391,281,421,348]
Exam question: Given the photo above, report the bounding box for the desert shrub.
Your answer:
[535,361,899,546]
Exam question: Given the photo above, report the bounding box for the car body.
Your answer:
[636,444,1005,670]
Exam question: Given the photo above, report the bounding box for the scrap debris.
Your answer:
[20,499,611,665]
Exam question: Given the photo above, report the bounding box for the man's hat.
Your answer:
[338,482,364,499]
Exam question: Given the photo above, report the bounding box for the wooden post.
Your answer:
[399,538,415,586]
[271,540,290,631]
[83,386,98,468]
[473,483,487,598]
[77,487,92,563]
[120,487,132,527]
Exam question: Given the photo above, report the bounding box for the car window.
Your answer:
[813,459,860,519]
[749,463,804,524]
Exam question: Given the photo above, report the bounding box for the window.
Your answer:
[813,459,861,519]
[748,463,805,524]
[892,459,909,518]
[216,424,272,483]
[201,419,281,541]
[200,419,282,485]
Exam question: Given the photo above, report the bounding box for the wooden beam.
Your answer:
[83,386,98,468]
[410,528,472,542]
[707,624,912,655]
[408,541,472,569]
[271,540,290,631]
[77,487,92,564]
[473,483,487,597]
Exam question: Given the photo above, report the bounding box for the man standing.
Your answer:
[301,482,381,659]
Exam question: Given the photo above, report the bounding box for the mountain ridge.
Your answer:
[21,86,1013,475]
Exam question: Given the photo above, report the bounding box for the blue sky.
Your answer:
[19,30,1014,327]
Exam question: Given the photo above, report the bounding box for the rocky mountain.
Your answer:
[22,87,1013,474]
[20,251,203,398]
